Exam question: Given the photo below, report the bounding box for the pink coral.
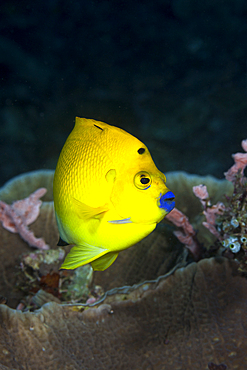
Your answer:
[193,184,209,200]
[0,188,49,250]
[166,184,225,260]
[224,139,247,182]
[202,203,225,240]
[193,185,225,240]
[166,208,201,260]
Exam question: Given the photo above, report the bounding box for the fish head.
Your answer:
[110,146,175,224]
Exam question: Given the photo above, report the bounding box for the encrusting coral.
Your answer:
[0,258,247,370]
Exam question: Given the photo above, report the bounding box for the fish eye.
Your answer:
[134,171,152,190]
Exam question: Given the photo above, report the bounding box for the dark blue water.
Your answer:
[1,0,247,186]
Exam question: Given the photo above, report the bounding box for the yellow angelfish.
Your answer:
[53,117,175,271]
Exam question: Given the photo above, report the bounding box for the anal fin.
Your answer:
[91,252,119,271]
[60,243,108,270]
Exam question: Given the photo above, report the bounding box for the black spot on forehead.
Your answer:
[138,148,145,154]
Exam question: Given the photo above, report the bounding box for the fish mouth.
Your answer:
[158,191,175,213]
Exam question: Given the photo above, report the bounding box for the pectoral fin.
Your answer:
[72,198,109,220]
[60,243,108,270]
[91,252,119,271]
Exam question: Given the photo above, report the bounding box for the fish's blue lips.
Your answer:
[159,191,175,213]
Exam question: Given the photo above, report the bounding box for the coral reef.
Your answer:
[167,141,247,273]
[0,258,246,369]
[217,170,247,272]
[0,168,247,369]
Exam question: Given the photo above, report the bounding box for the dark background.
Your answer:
[1,0,247,186]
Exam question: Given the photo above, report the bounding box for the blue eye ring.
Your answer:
[134,171,152,190]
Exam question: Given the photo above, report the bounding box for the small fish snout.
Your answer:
[159,191,175,213]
